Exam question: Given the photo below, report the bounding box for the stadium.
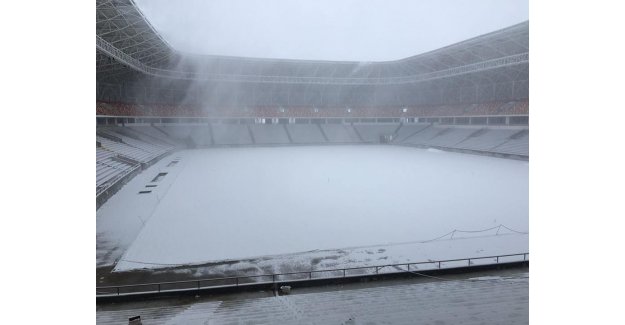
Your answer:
[96,0,528,323]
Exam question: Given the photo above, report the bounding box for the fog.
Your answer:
[134,0,528,62]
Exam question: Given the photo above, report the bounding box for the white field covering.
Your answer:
[96,146,528,272]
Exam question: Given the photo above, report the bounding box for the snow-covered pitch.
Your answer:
[97,145,528,272]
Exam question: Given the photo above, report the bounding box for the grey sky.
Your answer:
[134,0,528,62]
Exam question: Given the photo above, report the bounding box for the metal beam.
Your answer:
[97,37,528,86]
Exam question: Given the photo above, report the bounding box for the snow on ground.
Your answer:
[97,145,528,272]
[171,233,529,280]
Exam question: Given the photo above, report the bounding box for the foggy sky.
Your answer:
[134,0,528,62]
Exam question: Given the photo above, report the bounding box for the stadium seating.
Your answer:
[159,125,193,140]
[393,123,432,142]
[353,123,400,142]
[454,128,520,152]
[105,129,170,154]
[402,125,446,145]
[398,124,529,156]
[319,124,362,143]
[96,147,139,195]
[189,126,213,146]
[97,136,153,162]
[96,100,529,118]
[490,130,529,156]
[96,127,175,200]
[211,124,254,145]
[285,124,327,144]
[509,100,529,115]
[249,124,291,144]
[126,125,179,146]
[425,127,478,147]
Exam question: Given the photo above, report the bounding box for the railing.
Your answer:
[96,114,529,121]
[97,252,528,297]
[96,163,141,197]
[95,164,141,197]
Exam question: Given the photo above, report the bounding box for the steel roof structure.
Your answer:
[97,0,528,107]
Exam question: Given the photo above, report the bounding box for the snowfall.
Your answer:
[96,145,528,272]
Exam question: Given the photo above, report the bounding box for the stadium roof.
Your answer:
[132,0,528,62]
[96,0,528,86]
